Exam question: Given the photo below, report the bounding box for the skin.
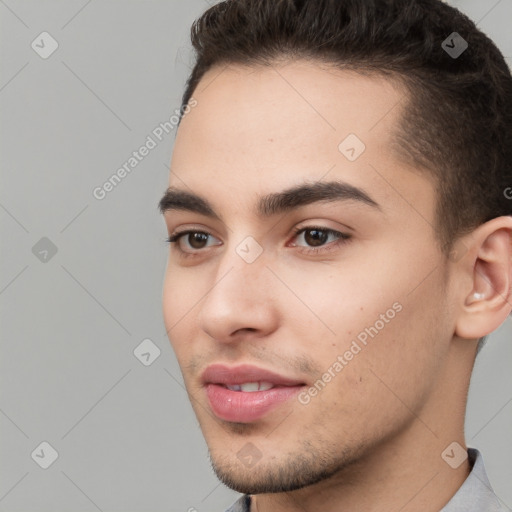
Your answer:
[161,59,512,512]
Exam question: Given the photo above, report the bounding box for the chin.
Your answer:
[208,445,355,495]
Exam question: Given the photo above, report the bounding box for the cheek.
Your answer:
[345,287,445,420]
[273,260,385,342]
[283,253,446,401]
[162,265,203,350]
[292,305,442,446]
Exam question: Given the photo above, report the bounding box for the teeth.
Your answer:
[225,381,275,392]
[240,382,260,392]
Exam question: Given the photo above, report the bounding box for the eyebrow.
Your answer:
[158,180,382,220]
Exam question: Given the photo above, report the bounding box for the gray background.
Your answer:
[0,1,511,511]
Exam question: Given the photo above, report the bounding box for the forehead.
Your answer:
[181,60,404,138]
[169,60,435,225]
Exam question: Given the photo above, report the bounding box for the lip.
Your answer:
[201,364,305,387]
[202,364,306,423]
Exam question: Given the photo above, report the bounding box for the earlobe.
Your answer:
[454,216,512,340]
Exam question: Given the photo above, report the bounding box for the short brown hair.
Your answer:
[180,0,512,258]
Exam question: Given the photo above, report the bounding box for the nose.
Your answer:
[197,243,279,343]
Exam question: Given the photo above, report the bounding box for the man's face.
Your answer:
[161,61,456,493]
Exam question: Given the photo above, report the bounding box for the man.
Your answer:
[158,0,512,510]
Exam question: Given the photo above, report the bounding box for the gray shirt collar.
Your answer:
[441,448,509,511]
[225,448,510,512]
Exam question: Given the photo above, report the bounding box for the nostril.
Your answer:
[232,327,258,336]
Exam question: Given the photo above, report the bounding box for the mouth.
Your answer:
[201,364,307,423]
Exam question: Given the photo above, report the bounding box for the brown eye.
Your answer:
[290,226,351,255]
[167,230,222,254]
[187,232,209,249]
[303,229,329,247]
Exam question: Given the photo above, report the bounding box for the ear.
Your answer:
[454,216,512,340]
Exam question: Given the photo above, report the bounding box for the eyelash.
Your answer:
[165,226,352,259]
